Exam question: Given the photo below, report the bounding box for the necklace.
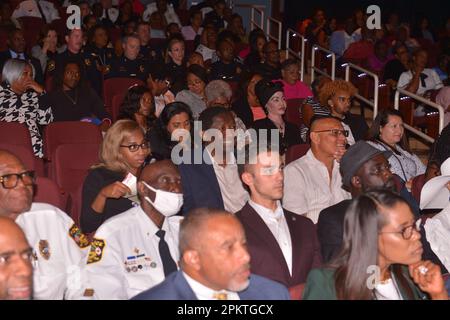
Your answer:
[63,88,78,105]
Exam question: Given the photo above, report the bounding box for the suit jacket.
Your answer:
[0,50,44,85]
[236,203,322,288]
[178,149,224,215]
[132,270,291,300]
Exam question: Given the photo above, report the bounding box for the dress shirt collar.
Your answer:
[248,199,284,222]
[182,272,238,300]
[10,50,25,60]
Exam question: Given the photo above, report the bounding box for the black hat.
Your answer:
[340,141,392,188]
[254,79,284,109]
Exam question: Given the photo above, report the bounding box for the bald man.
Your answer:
[0,217,33,300]
[0,150,88,299]
[282,116,351,223]
[133,208,290,300]
[82,160,184,299]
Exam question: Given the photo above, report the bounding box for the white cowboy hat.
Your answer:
[420,158,450,210]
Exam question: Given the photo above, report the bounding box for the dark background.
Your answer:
[284,0,449,30]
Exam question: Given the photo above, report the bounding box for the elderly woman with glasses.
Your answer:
[367,109,426,183]
[303,189,448,300]
[81,120,151,233]
[0,59,53,158]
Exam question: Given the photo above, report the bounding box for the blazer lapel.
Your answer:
[202,150,224,208]
[242,203,291,279]
[173,271,198,300]
[285,211,302,280]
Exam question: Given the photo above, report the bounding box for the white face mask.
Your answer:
[142,181,183,217]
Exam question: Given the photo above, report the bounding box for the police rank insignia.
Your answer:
[87,239,105,264]
[69,224,90,248]
[47,60,55,72]
[84,58,92,66]
[139,65,145,73]
[39,240,50,260]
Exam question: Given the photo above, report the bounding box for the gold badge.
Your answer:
[47,60,55,72]
[84,58,92,66]
[69,224,90,249]
[39,240,50,260]
[87,238,105,264]
[139,65,145,73]
[107,52,112,59]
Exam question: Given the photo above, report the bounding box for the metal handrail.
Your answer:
[343,63,379,119]
[285,28,306,82]
[250,5,265,31]
[310,45,335,83]
[394,88,445,143]
[266,17,282,49]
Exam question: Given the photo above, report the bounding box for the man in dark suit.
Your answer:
[132,208,290,300]
[318,141,447,274]
[178,107,248,215]
[0,28,43,85]
[235,145,322,290]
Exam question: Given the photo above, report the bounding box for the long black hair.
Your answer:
[330,189,416,300]
[154,101,194,144]
[118,85,155,127]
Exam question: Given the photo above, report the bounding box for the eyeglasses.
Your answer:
[120,142,150,152]
[0,171,35,189]
[379,221,420,240]
[312,129,349,137]
[369,163,392,176]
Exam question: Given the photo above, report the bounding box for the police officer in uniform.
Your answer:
[84,25,116,76]
[136,21,164,64]
[105,34,150,82]
[0,150,89,300]
[47,28,103,95]
[81,160,183,299]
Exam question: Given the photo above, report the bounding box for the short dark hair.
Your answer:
[281,58,299,70]
[198,106,230,131]
[187,64,208,85]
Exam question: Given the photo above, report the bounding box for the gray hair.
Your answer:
[205,80,232,103]
[1,59,35,86]
[122,34,140,45]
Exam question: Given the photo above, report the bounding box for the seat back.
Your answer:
[102,77,145,115]
[53,143,100,195]
[111,92,126,122]
[43,121,102,161]
[0,121,33,149]
[0,143,45,176]
[285,99,305,127]
[34,176,67,210]
[285,144,310,165]
[17,17,44,52]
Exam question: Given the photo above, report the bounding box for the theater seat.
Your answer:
[285,144,310,165]
[34,176,67,211]
[285,98,305,127]
[0,143,45,177]
[103,77,145,115]
[111,92,126,122]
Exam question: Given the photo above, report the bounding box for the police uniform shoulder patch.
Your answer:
[47,60,55,72]
[68,224,90,249]
[87,238,105,264]
[39,240,50,260]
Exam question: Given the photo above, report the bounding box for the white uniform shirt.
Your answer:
[82,206,182,300]
[398,68,443,95]
[15,203,89,300]
[142,3,182,27]
[282,149,351,224]
[196,44,219,63]
[183,272,240,300]
[249,200,293,275]
[206,148,249,214]
[12,0,60,23]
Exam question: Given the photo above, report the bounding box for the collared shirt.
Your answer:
[329,29,361,57]
[15,202,89,300]
[143,2,181,27]
[183,272,240,300]
[9,50,25,60]
[196,44,219,63]
[398,68,443,95]
[101,8,119,23]
[82,206,182,299]
[248,200,293,275]
[181,26,203,41]
[206,147,249,213]
[282,149,351,224]
[12,0,60,23]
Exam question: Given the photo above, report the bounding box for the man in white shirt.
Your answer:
[12,0,60,24]
[99,0,119,25]
[0,217,33,300]
[133,207,291,300]
[282,116,351,223]
[0,150,89,300]
[143,0,181,27]
[236,146,322,290]
[329,17,361,57]
[81,160,184,299]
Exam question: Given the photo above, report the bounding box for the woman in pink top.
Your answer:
[277,59,313,100]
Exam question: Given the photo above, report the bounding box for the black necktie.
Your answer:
[36,0,48,24]
[155,229,177,276]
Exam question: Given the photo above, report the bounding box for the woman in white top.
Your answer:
[181,10,203,41]
[303,189,448,300]
[367,109,426,182]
